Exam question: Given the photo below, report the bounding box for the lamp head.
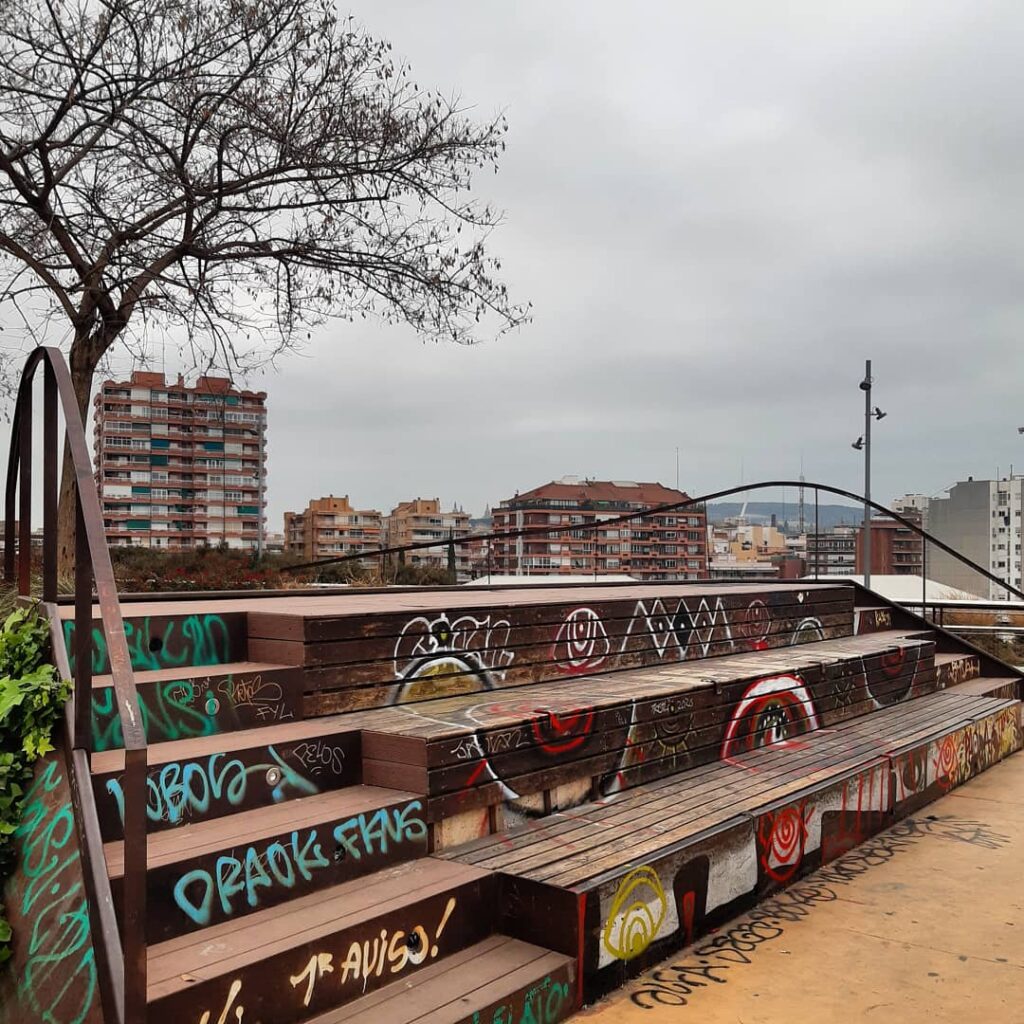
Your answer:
[859,378,871,392]
[851,437,865,451]
[874,407,887,420]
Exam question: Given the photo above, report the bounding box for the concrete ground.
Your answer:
[581,753,1024,1024]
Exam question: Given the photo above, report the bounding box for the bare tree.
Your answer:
[0,0,526,567]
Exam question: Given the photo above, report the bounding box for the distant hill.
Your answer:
[707,501,863,531]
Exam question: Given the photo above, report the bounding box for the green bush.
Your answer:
[0,608,70,963]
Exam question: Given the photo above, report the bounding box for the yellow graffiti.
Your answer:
[199,979,244,1024]
[290,952,335,1007]
[602,866,667,961]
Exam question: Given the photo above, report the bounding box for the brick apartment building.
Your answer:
[284,495,382,563]
[93,371,266,550]
[385,498,471,576]
[856,516,924,576]
[490,477,708,580]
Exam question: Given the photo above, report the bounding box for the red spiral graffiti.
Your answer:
[758,804,809,883]
[531,707,596,755]
[934,733,960,791]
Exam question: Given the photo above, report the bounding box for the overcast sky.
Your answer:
[7,1,1024,527]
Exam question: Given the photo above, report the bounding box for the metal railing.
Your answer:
[3,347,147,1024]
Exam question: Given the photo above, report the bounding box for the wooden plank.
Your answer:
[147,860,494,1021]
[107,787,430,943]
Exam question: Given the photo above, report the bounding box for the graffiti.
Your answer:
[13,761,98,1024]
[289,739,347,776]
[392,612,514,702]
[602,866,668,962]
[217,675,293,722]
[472,974,572,1024]
[288,896,457,1007]
[934,731,967,792]
[553,607,610,675]
[720,674,819,761]
[530,707,595,755]
[757,803,811,883]
[451,736,485,760]
[171,800,426,928]
[789,616,824,645]
[939,655,979,688]
[738,599,770,650]
[105,746,318,827]
[628,815,1009,1008]
[92,678,218,751]
[198,979,245,1024]
[65,612,233,674]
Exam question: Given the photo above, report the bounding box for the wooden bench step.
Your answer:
[104,785,428,942]
[91,661,304,750]
[91,717,365,841]
[438,690,1022,1002]
[146,857,494,1022]
[305,935,575,1024]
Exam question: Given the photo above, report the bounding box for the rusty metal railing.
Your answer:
[4,346,147,1024]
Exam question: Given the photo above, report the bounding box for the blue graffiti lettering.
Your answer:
[171,802,426,926]
[105,745,318,828]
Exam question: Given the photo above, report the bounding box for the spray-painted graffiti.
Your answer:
[627,814,1010,1009]
[552,607,611,675]
[11,760,98,1024]
[757,802,812,883]
[393,613,514,702]
[105,747,318,828]
[602,866,668,961]
[288,896,457,1008]
[64,612,234,675]
[721,674,820,761]
[477,974,572,1024]
[172,801,427,927]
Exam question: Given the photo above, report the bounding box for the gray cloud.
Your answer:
[6,1,1024,526]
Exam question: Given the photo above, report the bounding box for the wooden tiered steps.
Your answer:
[65,580,1022,1023]
[441,688,1023,1002]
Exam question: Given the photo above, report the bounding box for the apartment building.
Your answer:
[490,477,708,580]
[284,495,383,563]
[928,477,1022,599]
[385,498,471,576]
[856,516,924,576]
[805,526,857,576]
[93,371,267,550]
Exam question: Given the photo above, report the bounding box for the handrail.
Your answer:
[282,477,1024,608]
[4,346,148,1024]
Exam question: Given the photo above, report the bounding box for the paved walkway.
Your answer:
[581,752,1024,1024]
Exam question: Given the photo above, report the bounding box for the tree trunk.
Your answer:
[56,342,100,580]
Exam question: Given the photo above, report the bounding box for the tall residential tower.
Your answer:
[93,371,267,550]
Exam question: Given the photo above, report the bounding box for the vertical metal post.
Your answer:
[863,358,872,591]
[922,537,928,619]
[43,365,58,602]
[122,746,148,1024]
[4,420,17,584]
[814,487,819,579]
[74,497,93,756]
[18,383,32,596]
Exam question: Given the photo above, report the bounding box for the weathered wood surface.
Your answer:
[147,858,494,1022]
[441,693,1022,1003]
[1,747,105,1024]
[91,662,304,751]
[106,786,428,943]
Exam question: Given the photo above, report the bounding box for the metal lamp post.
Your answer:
[851,359,886,590]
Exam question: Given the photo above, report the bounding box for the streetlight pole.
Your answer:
[862,359,872,590]
[852,360,885,591]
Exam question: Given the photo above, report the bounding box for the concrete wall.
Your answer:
[927,480,994,598]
